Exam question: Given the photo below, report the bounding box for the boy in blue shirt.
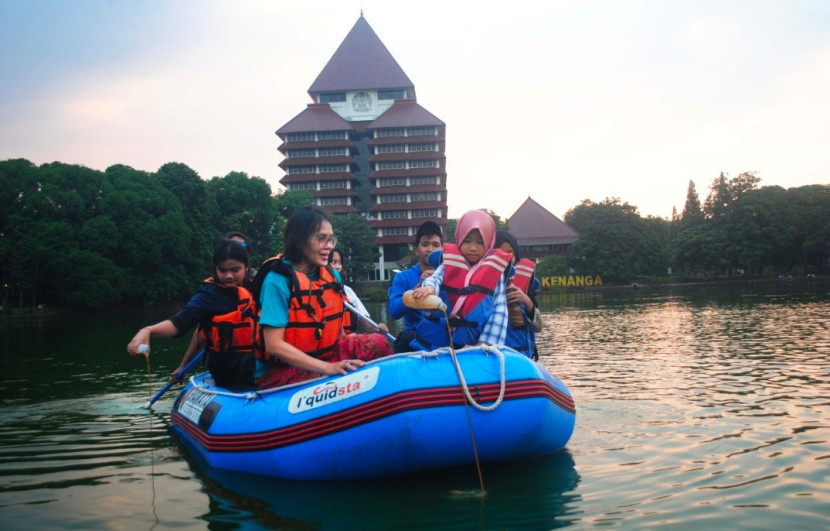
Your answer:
[388,221,443,352]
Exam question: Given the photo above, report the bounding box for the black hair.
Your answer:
[284,206,331,264]
[222,231,251,253]
[415,220,443,246]
[328,247,345,265]
[212,238,250,273]
[496,230,520,260]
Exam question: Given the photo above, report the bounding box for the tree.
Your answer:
[206,171,278,266]
[331,213,380,281]
[564,198,666,282]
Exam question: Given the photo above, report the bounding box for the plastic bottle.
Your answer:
[137,344,150,355]
[403,290,447,311]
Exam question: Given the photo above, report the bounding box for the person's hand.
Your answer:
[127,328,151,355]
[505,284,532,308]
[377,323,389,334]
[411,286,435,300]
[169,367,186,383]
[329,358,365,375]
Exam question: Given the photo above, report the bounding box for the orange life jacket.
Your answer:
[254,256,344,360]
[198,279,258,356]
[198,279,259,388]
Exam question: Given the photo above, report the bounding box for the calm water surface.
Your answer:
[1,280,829,529]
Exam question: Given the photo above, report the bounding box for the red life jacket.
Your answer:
[510,258,536,293]
[442,244,513,319]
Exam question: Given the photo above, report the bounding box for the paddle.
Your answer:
[143,349,205,409]
[344,300,396,342]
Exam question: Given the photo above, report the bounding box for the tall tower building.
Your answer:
[276,14,448,281]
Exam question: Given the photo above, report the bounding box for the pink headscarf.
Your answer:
[454,209,496,254]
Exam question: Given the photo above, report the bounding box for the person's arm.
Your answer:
[388,270,411,320]
[262,326,362,376]
[478,277,508,346]
[127,320,179,355]
[412,265,443,300]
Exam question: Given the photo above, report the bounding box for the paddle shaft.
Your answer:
[343,300,396,342]
[145,349,205,408]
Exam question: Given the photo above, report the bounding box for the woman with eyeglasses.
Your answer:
[253,206,390,388]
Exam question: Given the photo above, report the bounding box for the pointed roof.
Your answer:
[276,104,355,136]
[508,197,579,245]
[308,15,415,95]
[370,100,444,128]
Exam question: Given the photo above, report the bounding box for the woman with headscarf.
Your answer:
[496,230,542,360]
[409,209,512,350]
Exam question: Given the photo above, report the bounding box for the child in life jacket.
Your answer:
[126,239,258,390]
[328,247,389,336]
[409,209,511,350]
[496,230,543,360]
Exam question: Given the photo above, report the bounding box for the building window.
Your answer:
[288,181,317,191]
[409,176,437,186]
[286,132,315,142]
[319,92,347,103]
[319,147,347,156]
[378,89,406,100]
[411,192,439,202]
[409,160,438,168]
[378,177,406,187]
[288,165,316,175]
[320,197,348,205]
[320,164,348,173]
[318,131,346,140]
[377,128,405,138]
[380,194,407,203]
[407,127,436,136]
[376,161,407,170]
[381,210,407,219]
[320,180,347,189]
[376,144,405,153]
[408,143,437,152]
[383,227,410,236]
[287,149,315,158]
[412,208,440,218]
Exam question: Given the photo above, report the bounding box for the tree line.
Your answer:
[0,159,376,310]
[548,172,829,283]
[2,159,826,310]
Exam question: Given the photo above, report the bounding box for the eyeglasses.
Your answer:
[309,234,338,247]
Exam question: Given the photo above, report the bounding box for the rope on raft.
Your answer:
[183,346,507,411]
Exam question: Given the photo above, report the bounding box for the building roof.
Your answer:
[308,15,415,95]
[507,197,579,245]
[369,100,445,129]
[276,104,354,136]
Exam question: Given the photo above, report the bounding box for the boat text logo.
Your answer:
[288,366,380,414]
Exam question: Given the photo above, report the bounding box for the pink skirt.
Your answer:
[255,333,392,389]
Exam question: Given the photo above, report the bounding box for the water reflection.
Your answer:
[180,442,580,530]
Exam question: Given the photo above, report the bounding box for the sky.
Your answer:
[2,0,829,221]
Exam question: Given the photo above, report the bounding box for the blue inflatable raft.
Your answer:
[170,345,576,480]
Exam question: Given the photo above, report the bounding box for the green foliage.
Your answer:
[331,213,380,281]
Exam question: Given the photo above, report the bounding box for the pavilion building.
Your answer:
[276,14,448,281]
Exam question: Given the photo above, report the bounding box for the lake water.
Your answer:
[1,279,829,529]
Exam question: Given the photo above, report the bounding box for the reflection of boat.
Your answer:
[170,345,576,481]
[179,445,580,529]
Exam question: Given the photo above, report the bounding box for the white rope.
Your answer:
[450,344,506,412]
